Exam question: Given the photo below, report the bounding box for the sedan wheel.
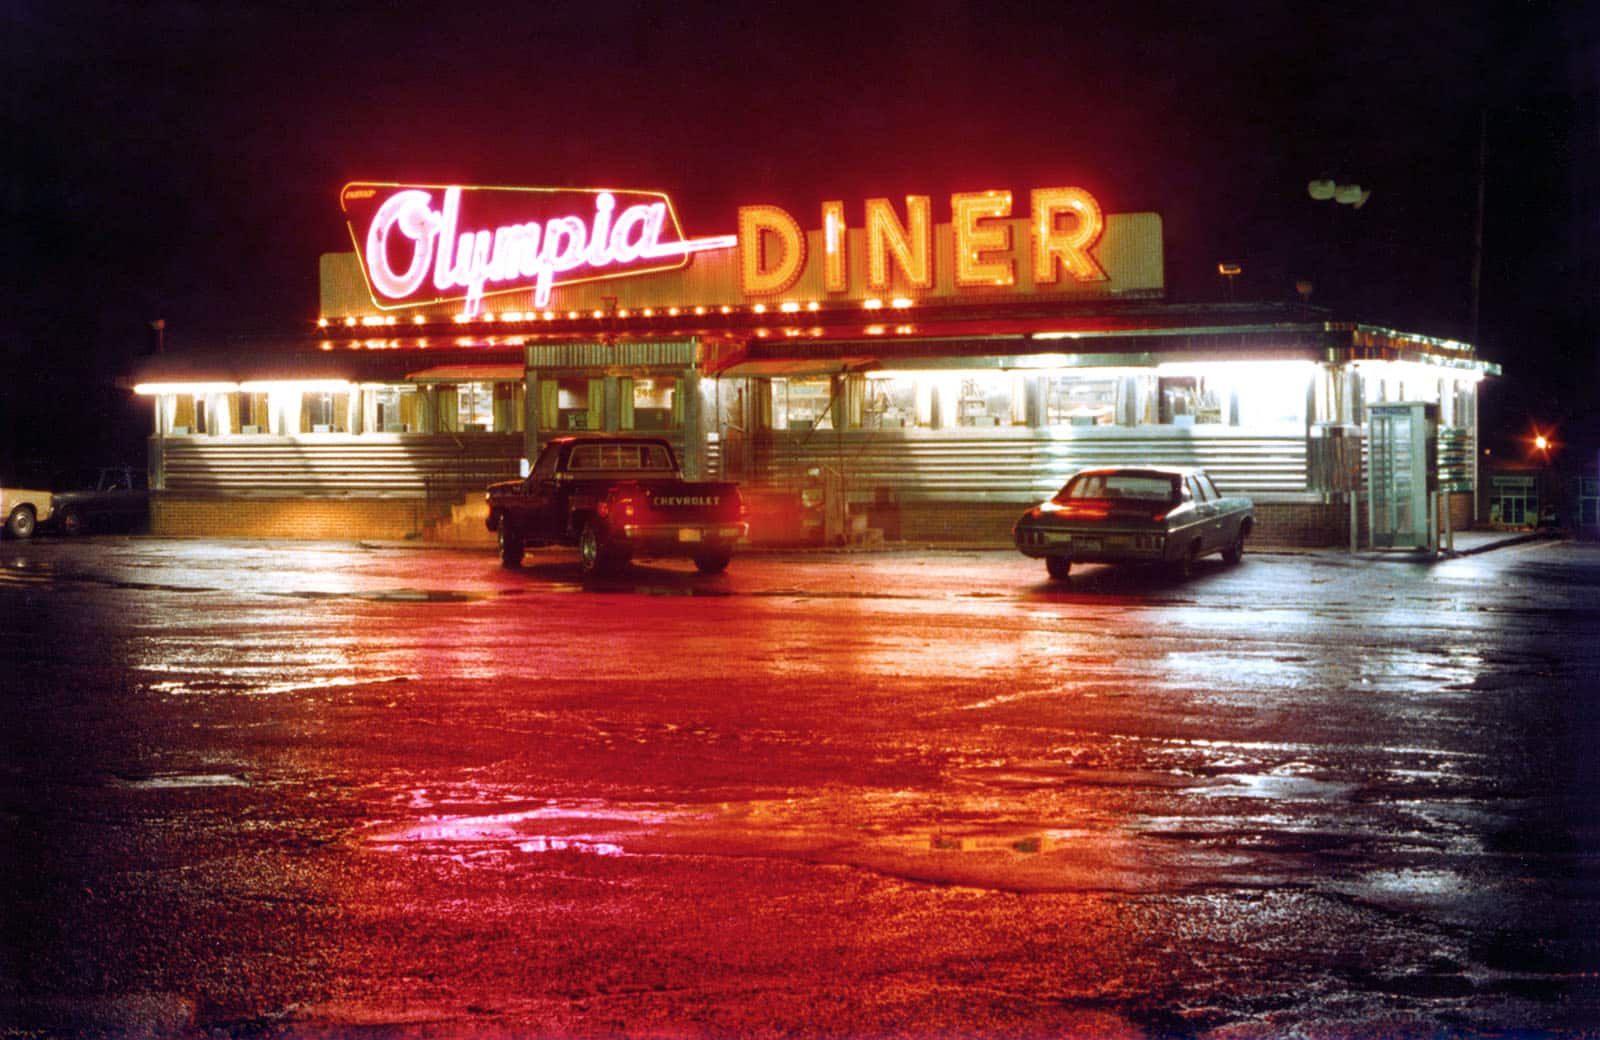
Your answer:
[1045,556,1071,581]
[1171,541,1201,579]
[1222,531,1245,565]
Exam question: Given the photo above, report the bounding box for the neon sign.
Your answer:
[738,187,1107,296]
[342,182,736,315]
[341,182,1109,313]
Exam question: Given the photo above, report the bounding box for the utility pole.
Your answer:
[1469,111,1487,346]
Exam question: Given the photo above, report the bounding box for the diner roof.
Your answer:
[124,300,1496,387]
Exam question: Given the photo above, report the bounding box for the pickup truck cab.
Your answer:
[486,435,747,575]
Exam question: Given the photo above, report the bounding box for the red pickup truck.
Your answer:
[486,435,747,575]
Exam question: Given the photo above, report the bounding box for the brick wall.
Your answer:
[861,491,1479,549]
[152,496,425,540]
[153,489,1478,548]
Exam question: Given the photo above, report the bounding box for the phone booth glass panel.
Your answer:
[1367,401,1438,550]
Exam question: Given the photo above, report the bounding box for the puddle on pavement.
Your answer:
[1195,774,1360,801]
[113,772,250,789]
[278,588,503,602]
[360,793,1171,893]
[0,557,215,594]
[364,801,695,858]
[0,556,58,585]
[146,673,420,697]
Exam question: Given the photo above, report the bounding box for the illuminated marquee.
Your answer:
[738,187,1107,297]
[340,181,1110,313]
[342,182,736,315]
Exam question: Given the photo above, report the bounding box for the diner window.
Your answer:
[1158,376,1224,425]
[624,376,680,431]
[548,378,602,431]
[373,386,415,432]
[236,392,269,434]
[1156,364,1308,428]
[455,382,495,432]
[953,373,1018,427]
[1231,365,1310,427]
[772,377,836,431]
[1046,375,1120,426]
[302,391,348,433]
[493,382,524,433]
[861,376,917,428]
[168,394,195,434]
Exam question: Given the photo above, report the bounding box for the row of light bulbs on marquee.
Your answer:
[318,297,919,330]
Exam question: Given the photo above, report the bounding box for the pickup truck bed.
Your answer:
[487,435,746,575]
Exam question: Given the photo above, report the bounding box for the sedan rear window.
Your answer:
[1060,472,1179,501]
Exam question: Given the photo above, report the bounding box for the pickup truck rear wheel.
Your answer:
[59,507,86,536]
[1045,556,1071,581]
[579,521,627,575]
[497,526,524,569]
[693,549,732,574]
[6,506,36,539]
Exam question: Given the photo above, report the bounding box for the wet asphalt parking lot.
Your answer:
[2,535,1597,1037]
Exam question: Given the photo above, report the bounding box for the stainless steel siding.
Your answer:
[156,434,524,497]
[754,429,1308,501]
[526,341,696,369]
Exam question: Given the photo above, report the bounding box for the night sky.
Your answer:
[4,1,1595,471]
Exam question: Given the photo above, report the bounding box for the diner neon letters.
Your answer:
[738,186,1107,296]
[348,184,736,313]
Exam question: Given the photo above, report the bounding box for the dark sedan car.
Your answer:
[47,466,150,535]
[1014,466,1253,580]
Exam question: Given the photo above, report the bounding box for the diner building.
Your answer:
[126,181,1499,546]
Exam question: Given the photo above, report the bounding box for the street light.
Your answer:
[1217,262,1241,300]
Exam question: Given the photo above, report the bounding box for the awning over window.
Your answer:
[403,364,525,382]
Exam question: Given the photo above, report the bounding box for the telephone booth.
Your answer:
[1367,401,1439,550]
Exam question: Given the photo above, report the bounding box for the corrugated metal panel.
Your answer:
[526,341,696,369]
[1353,426,1478,493]
[318,253,373,317]
[753,429,1307,502]
[703,439,721,480]
[158,434,523,497]
[1438,426,1476,491]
